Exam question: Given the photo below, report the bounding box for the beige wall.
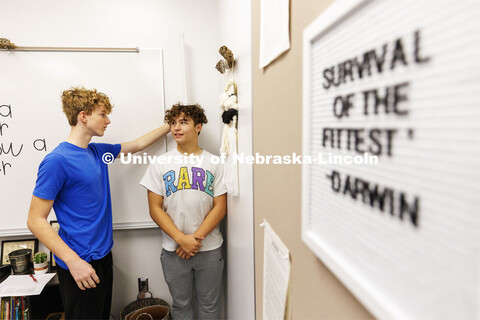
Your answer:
[252,1,374,319]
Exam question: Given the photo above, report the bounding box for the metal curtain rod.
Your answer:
[1,46,139,53]
[0,38,138,52]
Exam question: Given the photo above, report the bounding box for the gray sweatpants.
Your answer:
[160,247,224,320]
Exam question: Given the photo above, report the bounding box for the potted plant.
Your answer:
[33,251,48,274]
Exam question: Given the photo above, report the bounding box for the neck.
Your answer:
[66,126,93,149]
[176,142,202,155]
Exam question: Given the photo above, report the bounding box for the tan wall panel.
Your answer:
[252,1,374,318]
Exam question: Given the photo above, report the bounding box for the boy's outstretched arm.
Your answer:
[119,123,170,156]
[147,190,203,256]
[27,196,100,291]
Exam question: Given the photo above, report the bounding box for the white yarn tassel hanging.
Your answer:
[220,123,230,155]
[223,116,239,196]
[219,77,239,196]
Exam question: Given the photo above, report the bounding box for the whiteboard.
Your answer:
[302,0,480,319]
[0,49,166,236]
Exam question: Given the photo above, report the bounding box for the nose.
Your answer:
[106,115,111,124]
[173,122,181,131]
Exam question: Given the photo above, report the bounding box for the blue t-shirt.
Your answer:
[33,142,121,269]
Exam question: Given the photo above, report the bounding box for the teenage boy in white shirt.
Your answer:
[140,103,227,320]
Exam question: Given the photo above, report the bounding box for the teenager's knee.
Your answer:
[172,296,192,310]
[171,299,195,320]
[197,300,220,320]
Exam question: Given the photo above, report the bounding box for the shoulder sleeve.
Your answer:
[213,161,227,197]
[140,163,164,196]
[89,143,122,160]
[89,143,122,159]
[32,153,68,200]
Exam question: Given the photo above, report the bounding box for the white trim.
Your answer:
[303,0,371,44]
[179,34,189,104]
[0,222,159,237]
[0,228,33,237]
[112,221,159,231]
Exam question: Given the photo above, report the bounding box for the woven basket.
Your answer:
[125,305,170,320]
[120,291,171,320]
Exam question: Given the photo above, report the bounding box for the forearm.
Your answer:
[194,195,227,238]
[194,208,226,238]
[149,205,186,244]
[27,215,79,265]
[120,123,170,155]
[135,123,170,150]
[28,196,98,290]
[147,191,203,256]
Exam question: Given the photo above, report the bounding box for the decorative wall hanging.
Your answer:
[216,46,239,196]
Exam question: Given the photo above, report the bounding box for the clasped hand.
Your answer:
[177,234,204,259]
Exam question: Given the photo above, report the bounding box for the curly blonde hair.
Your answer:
[61,86,113,126]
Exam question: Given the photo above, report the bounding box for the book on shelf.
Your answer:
[1,296,30,320]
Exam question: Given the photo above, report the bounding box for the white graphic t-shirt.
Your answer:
[140,149,226,251]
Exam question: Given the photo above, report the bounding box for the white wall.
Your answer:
[0,0,225,317]
[217,1,256,319]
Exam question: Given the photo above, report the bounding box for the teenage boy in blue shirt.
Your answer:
[27,87,170,319]
[140,103,227,319]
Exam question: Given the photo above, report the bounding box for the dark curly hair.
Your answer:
[165,103,208,126]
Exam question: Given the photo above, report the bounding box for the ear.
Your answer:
[77,111,88,124]
[196,123,203,134]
